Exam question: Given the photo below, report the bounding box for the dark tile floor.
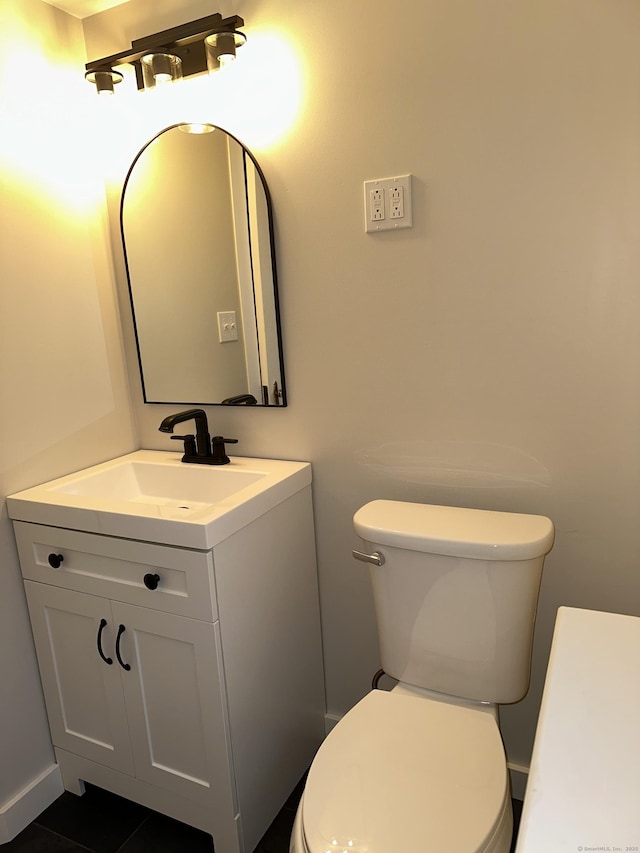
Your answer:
[2,781,522,852]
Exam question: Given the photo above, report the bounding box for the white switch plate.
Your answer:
[364,175,412,232]
[217,310,238,342]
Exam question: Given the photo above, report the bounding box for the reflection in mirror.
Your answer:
[121,124,286,406]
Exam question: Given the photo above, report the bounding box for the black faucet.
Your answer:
[159,409,237,465]
[221,393,258,406]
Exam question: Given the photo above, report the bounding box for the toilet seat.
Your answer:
[299,690,511,853]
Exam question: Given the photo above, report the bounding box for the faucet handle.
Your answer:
[210,436,238,465]
[170,434,197,457]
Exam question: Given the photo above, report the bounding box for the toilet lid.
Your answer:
[302,690,508,853]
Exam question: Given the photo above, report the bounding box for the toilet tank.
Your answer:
[354,500,554,704]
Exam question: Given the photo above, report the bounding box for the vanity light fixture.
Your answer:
[84,13,246,95]
[140,52,183,90]
[204,30,247,72]
[85,68,124,95]
[178,122,216,134]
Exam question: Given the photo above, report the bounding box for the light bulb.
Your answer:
[141,53,182,90]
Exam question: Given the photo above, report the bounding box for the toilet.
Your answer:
[290,500,554,853]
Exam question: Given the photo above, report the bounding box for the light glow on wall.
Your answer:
[0,15,304,203]
[99,28,305,186]
[205,30,305,149]
[0,30,107,214]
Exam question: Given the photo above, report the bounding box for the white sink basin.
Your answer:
[7,451,312,549]
[50,459,265,508]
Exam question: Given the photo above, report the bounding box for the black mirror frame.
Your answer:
[120,123,287,407]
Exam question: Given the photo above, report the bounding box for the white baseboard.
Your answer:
[0,763,64,844]
[326,713,530,801]
[507,762,529,801]
[324,712,340,735]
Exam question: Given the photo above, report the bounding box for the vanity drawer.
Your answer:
[13,522,217,622]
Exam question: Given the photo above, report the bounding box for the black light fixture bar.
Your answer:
[85,13,245,90]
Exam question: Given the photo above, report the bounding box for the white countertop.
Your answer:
[516,606,640,852]
[6,451,312,550]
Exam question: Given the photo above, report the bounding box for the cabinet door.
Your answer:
[24,582,134,775]
[112,602,236,814]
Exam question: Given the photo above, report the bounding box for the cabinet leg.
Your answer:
[65,777,86,796]
[55,757,86,796]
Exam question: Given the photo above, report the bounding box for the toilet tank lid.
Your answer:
[354,500,555,560]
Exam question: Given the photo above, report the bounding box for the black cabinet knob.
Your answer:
[48,553,64,569]
[143,573,160,590]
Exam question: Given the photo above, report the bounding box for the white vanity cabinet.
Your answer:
[21,583,231,805]
[12,484,325,853]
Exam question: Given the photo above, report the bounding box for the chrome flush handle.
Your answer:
[352,549,385,566]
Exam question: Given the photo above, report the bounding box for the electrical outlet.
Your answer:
[390,186,404,219]
[364,175,412,232]
[369,188,385,221]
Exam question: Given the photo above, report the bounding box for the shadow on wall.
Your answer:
[355,441,551,489]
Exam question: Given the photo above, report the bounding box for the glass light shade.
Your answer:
[204,31,247,72]
[141,53,183,90]
[85,68,124,95]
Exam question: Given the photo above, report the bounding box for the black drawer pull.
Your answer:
[96,618,113,665]
[48,553,64,569]
[115,624,131,671]
[143,573,160,590]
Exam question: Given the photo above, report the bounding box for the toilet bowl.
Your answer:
[291,500,554,853]
[290,689,513,853]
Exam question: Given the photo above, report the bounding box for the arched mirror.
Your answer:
[121,124,286,406]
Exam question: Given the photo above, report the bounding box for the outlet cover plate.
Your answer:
[364,174,413,232]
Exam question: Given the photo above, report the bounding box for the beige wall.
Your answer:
[89,0,640,773]
[0,0,136,834]
[4,0,639,826]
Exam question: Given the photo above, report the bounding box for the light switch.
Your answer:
[217,311,238,342]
